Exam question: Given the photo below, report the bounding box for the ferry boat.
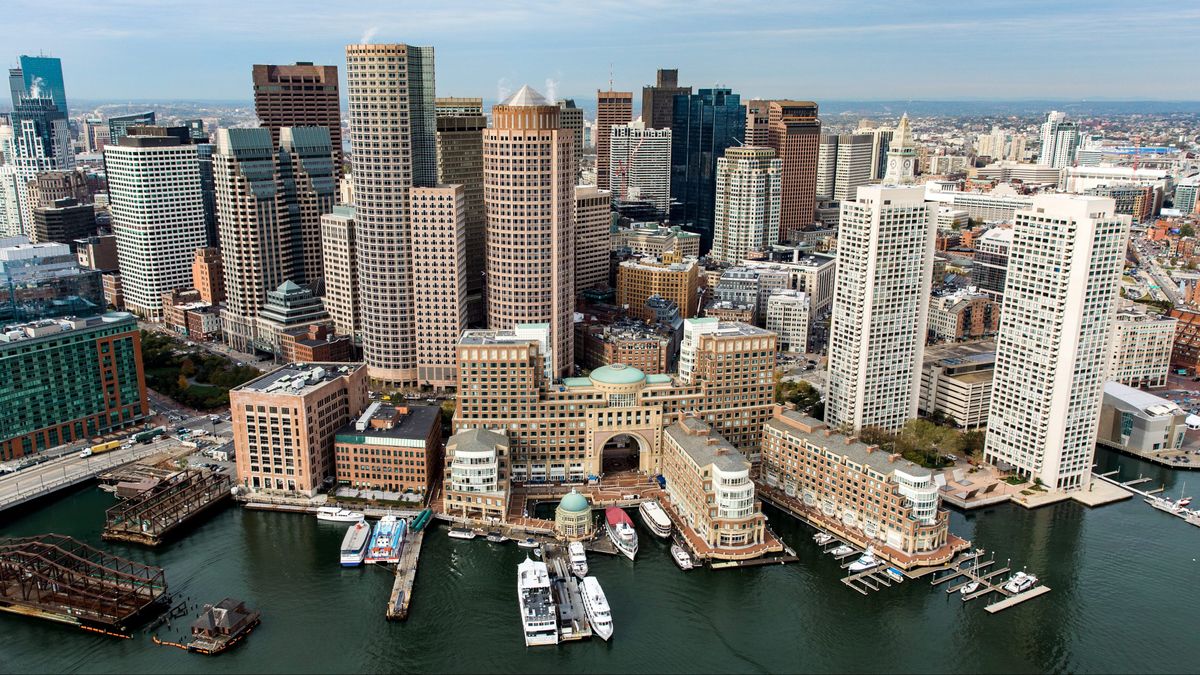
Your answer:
[448,527,477,541]
[580,577,613,641]
[339,521,371,567]
[847,547,879,573]
[813,532,834,546]
[315,507,365,523]
[638,501,673,539]
[517,557,558,646]
[568,541,589,578]
[829,544,854,557]
[1002,571,1037,594]
[671,543,694,570]
[605,507,639,561]
[365,515,405,564]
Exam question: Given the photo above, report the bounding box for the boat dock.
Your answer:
[385,528,426,621]
[541,543,593,642]
[927,550,1050,613]
[101,469,233,546]
[1092,469,1165,497]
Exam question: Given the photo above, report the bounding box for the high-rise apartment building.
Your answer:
[671,88,746,252]
[1038,110,1080,169]
[1108,308,1176,390]
[816,134,839,199]
[575,186,612,293]
[616,253,700,322]
[596,90,633,191]
[767,101,820,239]
[104,135,208,320]
[984,195,1130,491]
[435,111,487,324]
[608,121,671,217]
[484,85,575,377]
[862,126,894,180]
[345,43,437,387]
[641,69,690,131]
[825,185,935,431]
[558,100,585,178]
[320,205,359,341]
[712,146,781,265]
[411,185,469,388]
[765,289,810,353]
[971,226,1012,306]
[252,63,342,172]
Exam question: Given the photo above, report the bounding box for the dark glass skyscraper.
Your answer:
[11,56,67,117]
[107,111,156,145]
[670,88,745,252]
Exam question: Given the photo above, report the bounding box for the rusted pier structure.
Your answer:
[102,469,233,546]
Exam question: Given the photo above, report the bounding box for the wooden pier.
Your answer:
[102,469,233,546]
[386,528,425,621]
[927,550,1049,613]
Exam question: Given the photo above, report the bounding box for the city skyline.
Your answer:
[6,1,1200,103]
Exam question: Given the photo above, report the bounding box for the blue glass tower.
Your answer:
[16,56,68,117]
[670,88,745,252]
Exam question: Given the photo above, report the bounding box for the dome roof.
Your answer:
[558,490,589,513]
[590,363,646,386]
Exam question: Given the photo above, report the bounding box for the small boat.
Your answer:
[1002,571,1037,594]
[638,501,673,539]
[315,506,365,523]
[486,531,508,543]
[671,543,694,570]
[847,547,879,573]
[568,541,589,578]
[448,527,477,540]
[580,577,613,641]
[960,581,980,596]
[517,537,539,549]
[885,567,904,583]
[365,515,405,564]
[339,521,371,567]
[829,544,854,557]
[517,558,558,647]
[813,532,834,545]
[605,507,639,561]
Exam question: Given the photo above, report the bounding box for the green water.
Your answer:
[2,447,1198,674]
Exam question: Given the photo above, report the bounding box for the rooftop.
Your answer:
[1103,382,1183,418]
[766,408,932,479]
[590,363,646,386]
[0,312,135,345]
[447,427,509,454]
[336,403,439,442]
[501,85,550,107]
[235,362,362,396]
[665,418,750,474]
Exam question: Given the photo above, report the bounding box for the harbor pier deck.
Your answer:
[928,550,1049,613]
[102,469,233,546]
[541,543,592,642]
[386,529,426,621]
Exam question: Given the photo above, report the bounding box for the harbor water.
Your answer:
[2,446,1198,674]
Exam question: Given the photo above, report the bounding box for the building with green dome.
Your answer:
[554,489,594,540]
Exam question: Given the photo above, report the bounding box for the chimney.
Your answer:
[846,436,856,445]
[888,453,900,463]
[865,445,876,454]
[823,429,832,437]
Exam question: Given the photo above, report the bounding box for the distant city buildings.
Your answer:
[609,121,671,218]
[1038,110,1080,169]
[641,68,689,131]
[768,101,821,239]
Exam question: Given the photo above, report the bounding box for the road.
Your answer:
[1130,240,1182,306]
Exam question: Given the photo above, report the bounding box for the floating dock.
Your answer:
[102,469,233,546]
[386,528,425,621]
[0,534,168,635]
[928,550,1049,613]
[541,543,592,642]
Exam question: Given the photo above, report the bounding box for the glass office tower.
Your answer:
[670,88,745,252]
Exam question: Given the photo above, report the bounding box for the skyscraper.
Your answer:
[1038,110,1080,169]
[641,69,690,131]
[436,109,487,324]
[252,63,343,173]
[825,182,935,431]
[107,111,155,145]
[596,90,633,191]
[320,205,359,341]
[574,186,612,293]
[557,99,585,178]
[411,184,468,387]
[104,134,208,320]
[984,195,1130,491]
[711,147,781,265]
[609,120,671,217]
[671,88,746,252]
[10,55,67,117]
[744,99,771,147]
[345,43,437,386]
[484,85,575,377]
[832,133,874,202]
[815,134,838,200]
[767,101,820,240]
[863,126,894,180]
[5,95,73,234]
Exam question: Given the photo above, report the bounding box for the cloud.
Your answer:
[360,26,379,44]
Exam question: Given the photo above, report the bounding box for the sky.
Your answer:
[7,0,1200,104]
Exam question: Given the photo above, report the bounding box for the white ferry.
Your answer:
[339,521,371,567]
[605,507,638,561]
[580,577,613,641]
[517,557,558,647]
[448,527,477,540]
[316,507,365,523]
[638,501,673,539]
[568,541,589,578]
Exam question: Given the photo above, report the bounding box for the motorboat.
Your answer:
[829,544,855,557]
[339,521,371,567]
[813,532,834,546]
[517,558,558,647]
[1002,571,1038,594]
[448,527,477,540]
[847,547,879,573]
[671,543,694,571]
[315,506,365,523]
[638,501,673,539]
[486,531,508,544]
[605,507,638,561]
[517,537,540,549]
[885,567,904,583]
[580,577,613,641]
[568,541,589,578]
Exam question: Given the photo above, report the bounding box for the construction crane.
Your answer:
[612,133,648,204]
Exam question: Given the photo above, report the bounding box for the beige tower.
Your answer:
[412,184,469,388]
[484,85,575,377]
[574,186,612,293]
[595,90,632,191]
[345,43,437,386]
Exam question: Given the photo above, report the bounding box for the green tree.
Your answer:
[1182,224,1196,238]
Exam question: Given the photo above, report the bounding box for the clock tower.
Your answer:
[884,113,917,185]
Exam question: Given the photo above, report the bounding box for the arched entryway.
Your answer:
[601,433,645,474]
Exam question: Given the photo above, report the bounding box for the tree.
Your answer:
[180,357,197,378]
[962,429,986,463]
[177,374,190,391]
[1182,224,1196,238]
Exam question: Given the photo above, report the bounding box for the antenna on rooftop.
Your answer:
[609,63,614,91]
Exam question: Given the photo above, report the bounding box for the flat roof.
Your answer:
[335,405,439,442]
[665,418,749,473]
[236,362,361,395]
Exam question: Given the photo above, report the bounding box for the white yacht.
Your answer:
[580,576,613,641]
[315,507,365,523]
[638,501,673,539]
[848,547,879,573]
[1002,571,1038,594]
[568,541,589,578]
[671,543,694,571]
[448,527,477,540]
[517,557,558,647]
[813,532,834,546]
[960,581,980,596]
[605,507,638,561]
[829,544,854,557]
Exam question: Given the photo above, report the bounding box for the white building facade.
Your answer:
[711,147,781,265]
